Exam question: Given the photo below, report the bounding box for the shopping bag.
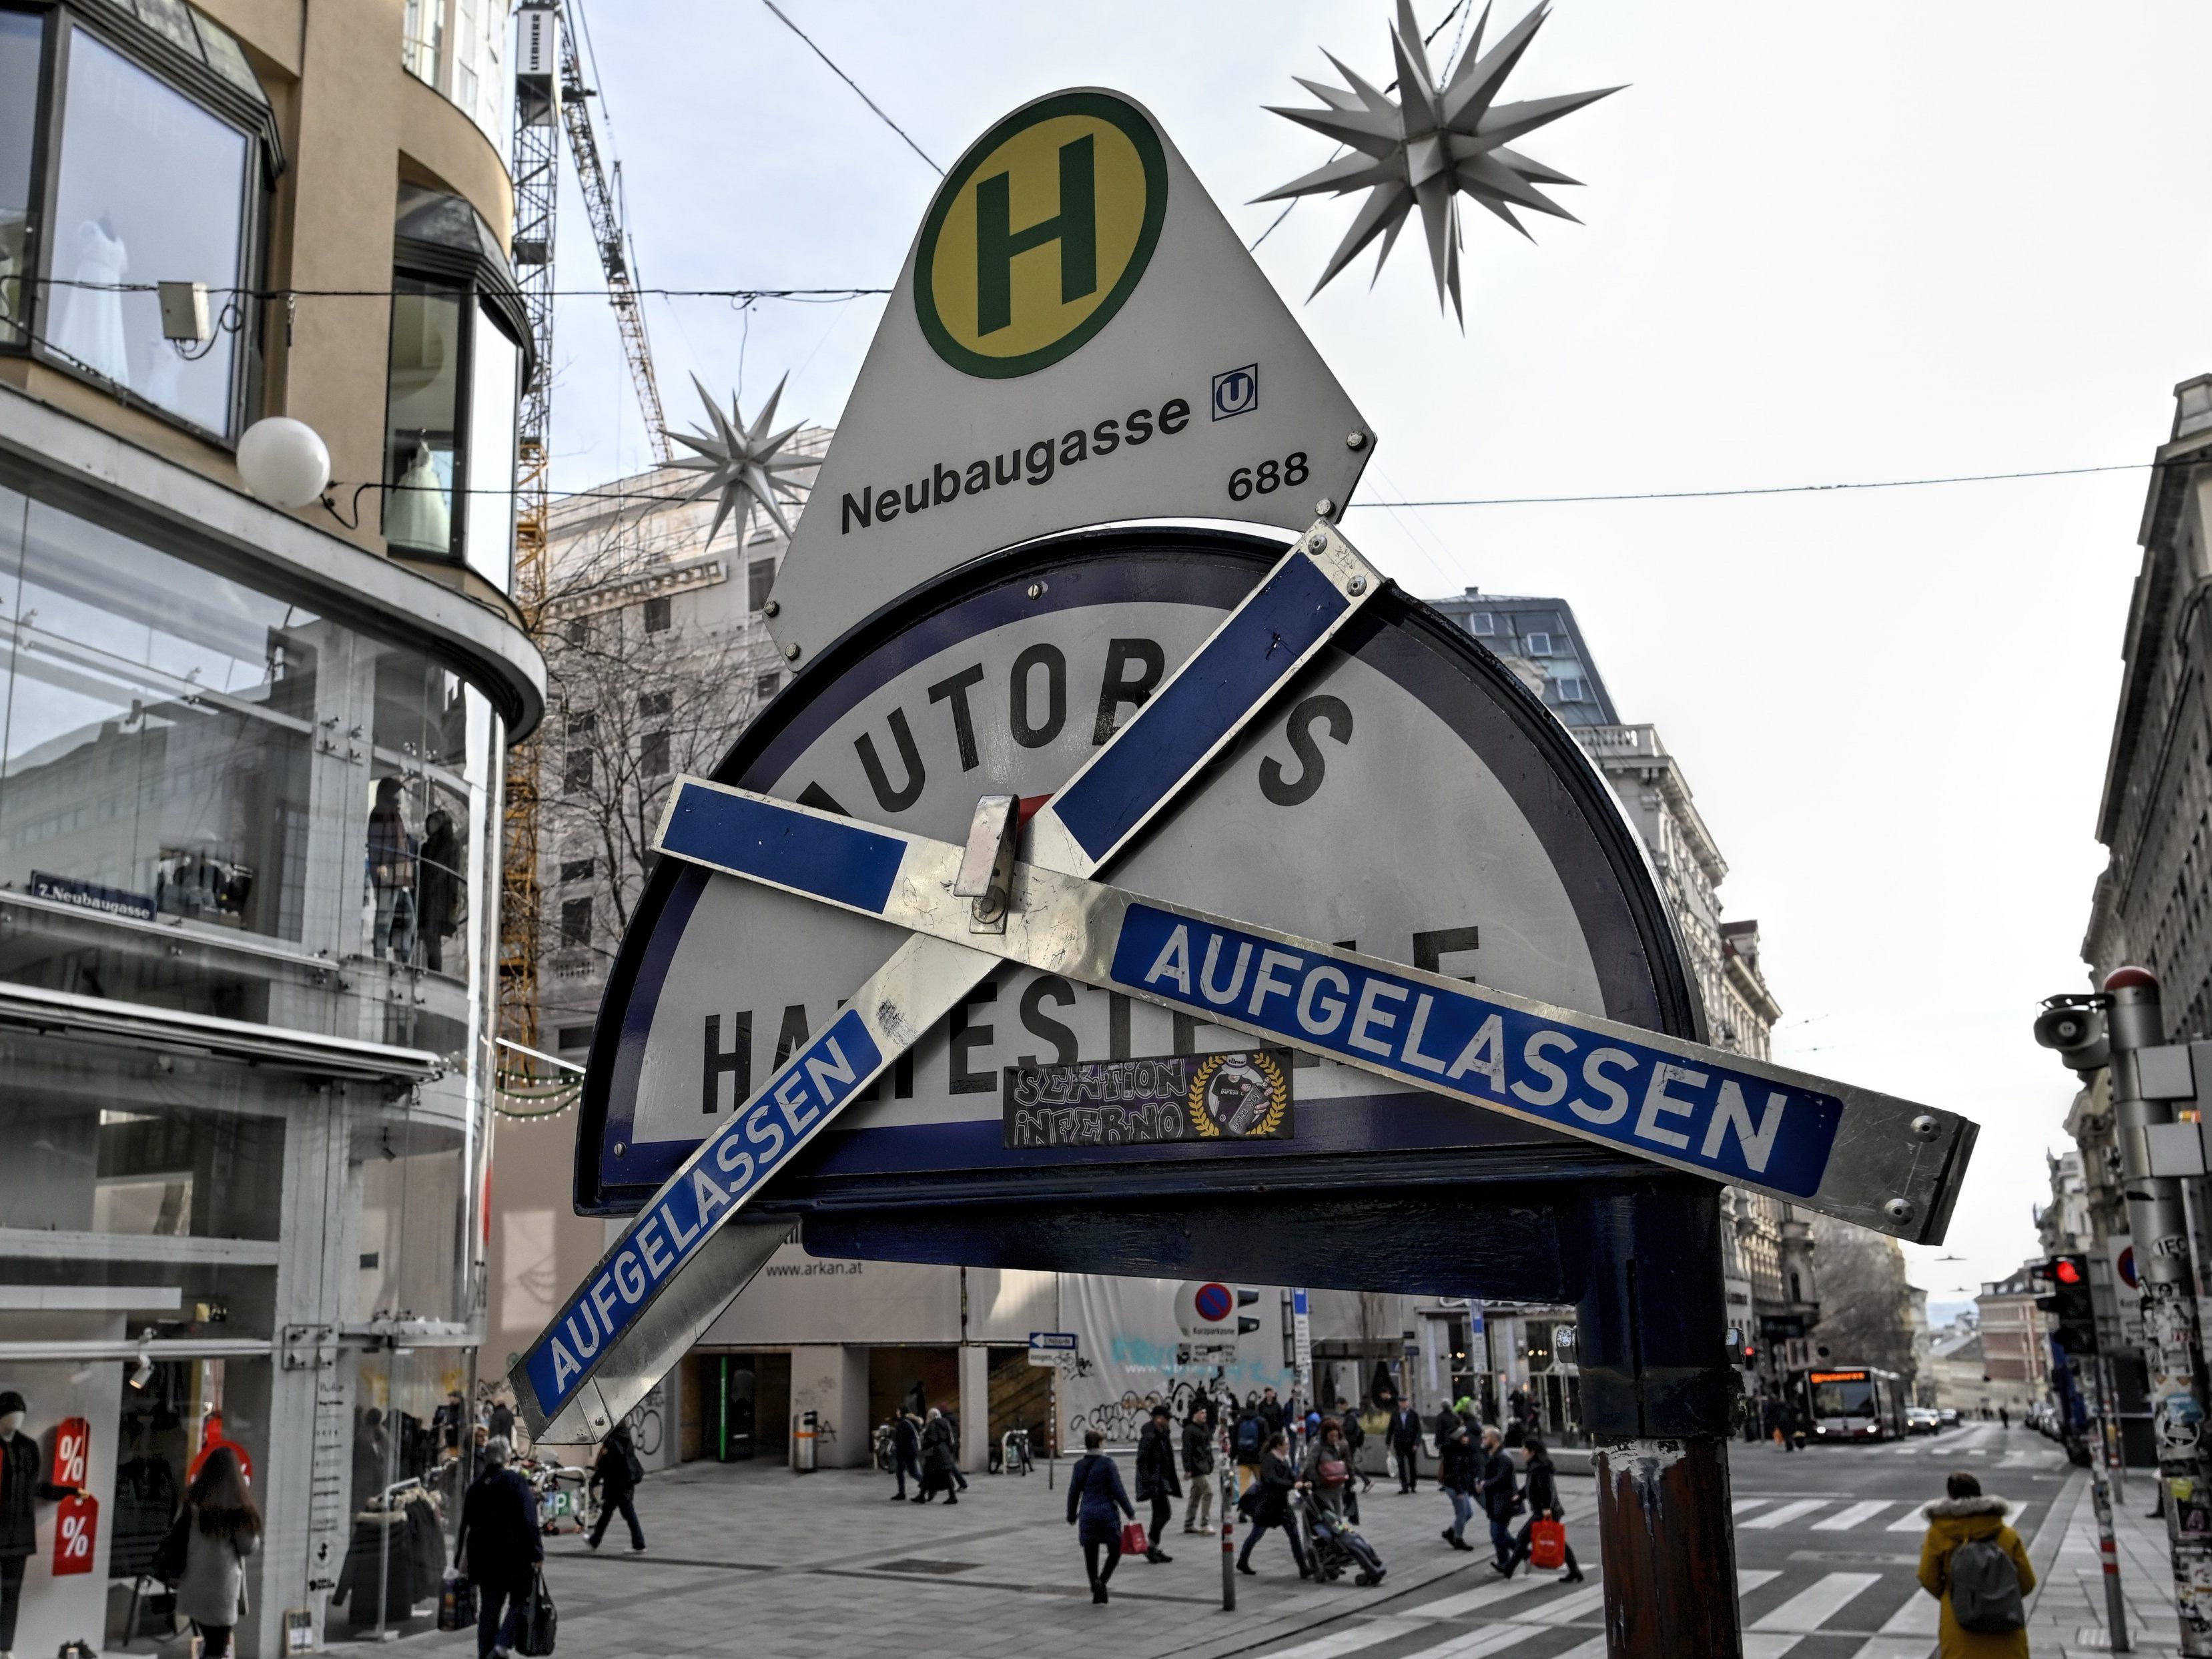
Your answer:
[1528,1519,1567,1572]
[514,1568,558,1656]
[1119,1520,1150,1557]
[437,1569,478,1632]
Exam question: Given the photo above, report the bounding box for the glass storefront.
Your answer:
[0,468,509,1655]
[0,484,496,1050]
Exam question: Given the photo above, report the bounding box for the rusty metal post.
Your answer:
[1577,1184,1742,1659]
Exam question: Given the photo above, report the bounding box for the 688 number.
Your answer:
[1227,452,1309,502]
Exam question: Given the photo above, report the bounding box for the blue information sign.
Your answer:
[1107,904,1842,1196]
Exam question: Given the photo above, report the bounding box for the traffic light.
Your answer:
[2031,1255,2097,1356]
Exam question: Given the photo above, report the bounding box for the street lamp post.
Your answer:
[2105,966,2212,1653]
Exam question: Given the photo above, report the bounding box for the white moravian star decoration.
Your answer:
[1260,0,1621,324]
[663,373,819,546]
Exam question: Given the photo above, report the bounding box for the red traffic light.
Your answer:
[2055,1259,2085,1285]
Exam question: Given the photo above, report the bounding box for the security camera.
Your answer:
[2035,1000,2110,1074]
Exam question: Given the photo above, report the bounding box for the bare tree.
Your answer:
[1808,1215,1920,1390]
[537,519,763,988]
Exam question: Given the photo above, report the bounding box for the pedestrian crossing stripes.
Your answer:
[1741,1499,1830,1530]
[1255,1508,2015,1659]
[1812,1500,1895,1530]
[1748,1570,1880,1632]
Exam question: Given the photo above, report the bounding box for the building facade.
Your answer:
[0,3,541,1652]
[2083,376,2212,1024]
[1976,1269,2056,1415]
[1423,588,1816,1401]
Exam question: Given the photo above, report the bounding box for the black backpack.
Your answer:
[1949,1537,2025,1634]
[1235,1414,1262,1458]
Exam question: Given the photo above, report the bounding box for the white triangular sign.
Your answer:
[767,87,1374,665]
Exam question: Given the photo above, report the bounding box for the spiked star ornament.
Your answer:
[663,374,820,547]
[1259,1,1620,324]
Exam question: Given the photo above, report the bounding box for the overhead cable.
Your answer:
[759,0,942,176]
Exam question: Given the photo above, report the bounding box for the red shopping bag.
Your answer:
[1120,1520,1151,1556]
[1528,1519,1567,1571]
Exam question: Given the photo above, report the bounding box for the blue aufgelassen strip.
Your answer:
[1050,551,1350,862]
[659,784,905,915]
[522,1008,883,1417]
[1106,904,1842,1197]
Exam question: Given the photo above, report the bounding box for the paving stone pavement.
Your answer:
[2024,1463,2192,1658]
[366,1454,1575,1659]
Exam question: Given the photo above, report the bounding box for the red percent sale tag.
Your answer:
[51,1417,88,1488]
[52,1494,97,1576]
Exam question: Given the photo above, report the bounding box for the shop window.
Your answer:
[383,188,530,587]
[382,277,464,559]
[43,27,252,435]
[0,10,40,344]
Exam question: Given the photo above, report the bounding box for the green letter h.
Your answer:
[974,134,1096,337]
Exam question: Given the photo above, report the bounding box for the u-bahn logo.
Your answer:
[915,91,1168,379]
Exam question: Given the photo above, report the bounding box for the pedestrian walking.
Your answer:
[1135,1403,1180,1561]
[586,1421,645,1553]
[1503,1439,1583,1582]
[1235,1432,1311,1579]
[170,1445,260,1659]
[1300,1418,1354,1526]
[1477,1427,1521,1572]
[1915,1471,2033,1656]
[943,1407,970,1490]
[1066,1430,1136,1605]
[919,1407,960,1504]
[457,1437,542,1659]
[1998,1407,2009,1431]
[1433,1399,1461,1461]
[1258,1386,1286,1442]
[1181,1405,1216,1534]
[891,1410,923,1500]
[1342,1405,1373,1496]
[1233,1399,1266,1494]
[1389,1401,1423,1493]
[1437,1421,1477,1552]
[487,1398,515,1447]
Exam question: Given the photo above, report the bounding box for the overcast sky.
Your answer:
[540,0,2212,1317]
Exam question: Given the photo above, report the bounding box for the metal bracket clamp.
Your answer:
[952,793,1020,932]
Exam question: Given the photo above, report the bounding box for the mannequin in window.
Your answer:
[386,441,450,552]
[51,214,130,386]
[415,806,460,974]
[366,777,418,963]
[1,1389,81,1659]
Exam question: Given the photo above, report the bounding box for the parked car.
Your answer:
[1906,1406,1941,1435]
[1937,1407,1960,1428]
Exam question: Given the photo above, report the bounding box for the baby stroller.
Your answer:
[1293,1489,1387,1586]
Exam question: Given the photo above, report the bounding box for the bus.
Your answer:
[1792,1365,1908,1443]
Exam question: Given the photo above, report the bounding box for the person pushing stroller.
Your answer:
[1298,1417,1386,1586]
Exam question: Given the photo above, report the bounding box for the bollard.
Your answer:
[1220,1445,1236,1611]
[2091,1465,2132,1653]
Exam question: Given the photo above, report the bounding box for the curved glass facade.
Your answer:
[0,483,498,1054]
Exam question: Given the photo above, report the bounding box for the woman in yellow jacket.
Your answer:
[1916,1470,2037,1658]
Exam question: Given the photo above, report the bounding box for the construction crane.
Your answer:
[500,0,669,1093]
